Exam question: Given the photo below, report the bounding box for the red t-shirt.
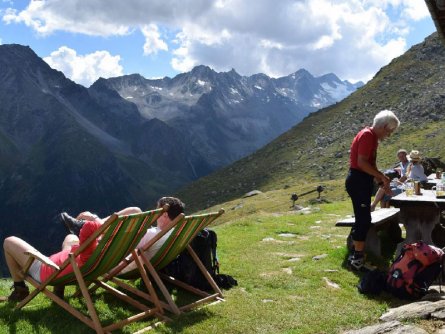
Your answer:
[40,220,102,282]
[349,127,378,170]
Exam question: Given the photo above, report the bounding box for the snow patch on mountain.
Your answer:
[321,82,351,101]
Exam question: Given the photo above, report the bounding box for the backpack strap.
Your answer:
[208,230,219,274]
[440,253,444,294]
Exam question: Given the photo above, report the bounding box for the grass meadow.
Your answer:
[0,182,430,333]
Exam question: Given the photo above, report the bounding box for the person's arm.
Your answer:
[76,211,100,221]
[417,165,428,182]
[357,155,391,194]
[76,220,102,263]
[405,163,412,179]
[357,155,390,184]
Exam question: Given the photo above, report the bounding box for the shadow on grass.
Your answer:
[339,254,407,309]
[0,284,210,334]
[100,278,218,332]
[340,231,410,310]
[0,298,94,334]
[159,308,215,333]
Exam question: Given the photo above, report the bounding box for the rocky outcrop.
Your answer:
[344,289,445,334]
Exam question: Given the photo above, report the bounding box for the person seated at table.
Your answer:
[372,149,429,211]
[406,150,428,183]
[371,149,409,211]
[393,149,410,178]
[371,178,405,211]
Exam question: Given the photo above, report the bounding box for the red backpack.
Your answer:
[386,241,444,300]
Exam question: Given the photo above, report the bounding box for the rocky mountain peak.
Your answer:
[190,65,215,77]
[318,73,342,85]
[292,68,314,80]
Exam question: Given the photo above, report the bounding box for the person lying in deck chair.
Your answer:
[2,206,142,302]
[59,197,185,275]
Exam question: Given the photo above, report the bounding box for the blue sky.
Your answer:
[0,0,437,87]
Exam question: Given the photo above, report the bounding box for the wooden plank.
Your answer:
[335,208,400,227]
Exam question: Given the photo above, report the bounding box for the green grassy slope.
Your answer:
[0,195,436,334]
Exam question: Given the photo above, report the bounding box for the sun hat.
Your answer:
[397,149,407,155]
[409,150,421,162]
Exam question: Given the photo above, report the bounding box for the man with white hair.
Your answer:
[345,109,400,271]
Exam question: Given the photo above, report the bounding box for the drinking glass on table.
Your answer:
[405,182,414,196]
[432,183,445,197]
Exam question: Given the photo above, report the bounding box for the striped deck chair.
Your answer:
[16,206,169,334]
[105,209,225,315]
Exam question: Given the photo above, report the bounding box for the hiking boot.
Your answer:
[347,252,354,262]
[8,285,29,302]
[59,212,84,237]
[348,252,365,271]
[348,257,364,271]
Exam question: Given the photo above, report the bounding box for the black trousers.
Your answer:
[345,168,374,242]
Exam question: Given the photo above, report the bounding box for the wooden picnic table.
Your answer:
[427,173,442,187]
[390,189,445,252]
[336,208,401,257]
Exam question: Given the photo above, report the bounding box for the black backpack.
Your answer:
[162,229,237,291]
[357,269,388,295]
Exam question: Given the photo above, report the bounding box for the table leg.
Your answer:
[364,226,381,257]
[396,206,441,256]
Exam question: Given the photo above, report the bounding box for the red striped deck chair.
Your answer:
[105,209,225,315]
[16,206,169,334]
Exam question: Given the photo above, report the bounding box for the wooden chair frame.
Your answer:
[101,209,225,315]
[16,206,169,334]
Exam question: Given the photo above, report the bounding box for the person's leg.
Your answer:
[61,207,143,236]
[60,212,85,236]
[3,236,36,301]
[346,171,373,270]
[4,236,38,281]
[371,188,385,212]
[62,234,79,250]
[54,234,79,300]
[350,193,371,253]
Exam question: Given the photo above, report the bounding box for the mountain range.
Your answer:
[0,43,360,275]
[95,65,362,168]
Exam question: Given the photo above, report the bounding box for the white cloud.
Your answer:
[2,0,435,83]
[141,24,168,55]
[2,1,130,36]
[43,46,124,87]
[401,0,430,21]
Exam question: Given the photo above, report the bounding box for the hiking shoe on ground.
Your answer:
[8,285,29,302]
[347,252,354,262]
[348,255,365,271]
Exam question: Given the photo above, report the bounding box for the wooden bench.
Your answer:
[336,208,401,257]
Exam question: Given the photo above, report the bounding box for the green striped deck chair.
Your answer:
[107,209,225,315]
[17,206,168,334]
